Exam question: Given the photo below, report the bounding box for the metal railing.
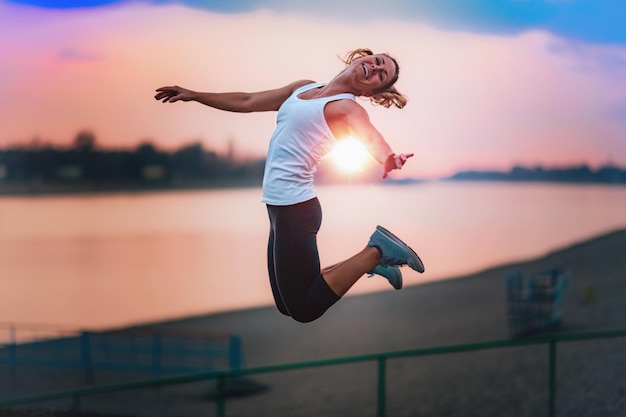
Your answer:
[0,323,243,398]
[1,331,241,378]
[1,327,625,417]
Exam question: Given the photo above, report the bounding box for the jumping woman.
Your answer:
[155,48,424,323]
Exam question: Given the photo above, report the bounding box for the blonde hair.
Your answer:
[342,48,408,109]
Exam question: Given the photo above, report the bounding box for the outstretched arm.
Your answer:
[154,79,314,113]
[325,100,413,179]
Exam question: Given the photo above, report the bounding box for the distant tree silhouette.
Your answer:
[173,143,205,179]
[73,131,97,153]
[0,132,267,192]
[449,164,626,184]
[2,131,625,194]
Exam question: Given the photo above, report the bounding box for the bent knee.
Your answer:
[288,308,322,323]
[290,314,318,324]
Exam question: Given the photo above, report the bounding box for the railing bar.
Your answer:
[216,376,225,417]
[1,328,624,408]
[377,357,386,417]
[72,394,80,412]
[548,340,557,417]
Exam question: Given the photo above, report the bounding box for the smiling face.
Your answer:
[350,54,399,96]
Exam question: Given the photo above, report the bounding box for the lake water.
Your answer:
[1,181,626,331]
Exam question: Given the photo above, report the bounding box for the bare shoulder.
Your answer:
[269,79,315,101]
[325,99,372,138]
[247,79,316,112]
[285,79,316,92]
[325,97,369,121]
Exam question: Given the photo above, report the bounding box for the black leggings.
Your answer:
[266,198,340,323]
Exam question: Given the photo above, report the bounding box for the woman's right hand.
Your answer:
[154,86,195,103]
[383,153,414,179]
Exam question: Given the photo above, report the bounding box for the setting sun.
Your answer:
[329,137,371,173]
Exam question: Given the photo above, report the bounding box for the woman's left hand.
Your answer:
[383,153,414,179]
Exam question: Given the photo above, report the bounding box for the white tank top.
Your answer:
[261,82,356,205]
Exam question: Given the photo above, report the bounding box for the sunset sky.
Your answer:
[2,0,626,178]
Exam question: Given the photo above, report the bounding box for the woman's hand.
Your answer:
[154,86,195,103]
[383,153,414,179]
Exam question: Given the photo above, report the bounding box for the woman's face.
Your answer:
[350,54,398,96]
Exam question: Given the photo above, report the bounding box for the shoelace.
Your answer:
[380,255,408,267]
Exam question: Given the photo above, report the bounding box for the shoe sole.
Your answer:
[370,265,403,290]
[377,225,425,273]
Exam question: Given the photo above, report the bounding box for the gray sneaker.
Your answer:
[368,225,425,273]
[368,265,403,290]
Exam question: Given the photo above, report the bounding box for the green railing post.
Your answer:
[216,375,226,417]
[548,340,557,417]
[72,394,81,411]
[377,357,386,417]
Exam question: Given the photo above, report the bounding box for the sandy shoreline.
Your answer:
[2,228,626,416]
